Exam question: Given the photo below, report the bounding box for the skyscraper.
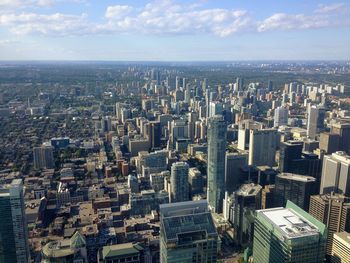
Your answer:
[320,151,350,196]
[320,132,340,154]
[207,115,227,213]
[307,105,325,140]
[331,232,350,263]
[149,121,162,149]
[160,200,219,263]
[331,123,350,154]
[309,193,350,256]
[253,201,327,263]
[279,140,304,172]
[274,106,288,127]
[225,152,248,193]
[33,145,54,170]
[170,162,189,203]
[233,183,262,247]
[248,129,277,167]
[0,179,29,263]
[274,173,317,211]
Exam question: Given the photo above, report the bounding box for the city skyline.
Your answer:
[0,0,349,60]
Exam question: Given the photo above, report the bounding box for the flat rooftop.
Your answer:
[258,207,320,239]
[236,183,262,196]
[278,173,316,182]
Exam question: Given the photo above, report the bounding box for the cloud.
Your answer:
[0,0,349,37]
[0,12,90,35]
[105,5,133,19]
[258,3,350,32]
[0,0,85,10]
[315,3,348,14]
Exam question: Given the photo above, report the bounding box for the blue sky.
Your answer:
[0,0,349,60]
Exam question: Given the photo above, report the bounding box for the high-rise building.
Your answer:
[331,123,350,154]
[160,200,219,263]
[248,129,277,167]
[309,193,350,256]
[33,145,54,170]
[279,140,304,172]
[307,105,325,140]
[0,179,29,263]
[170,162,189,203]
[274,173,317,211]
[261,185,275,209]
[320,132,340,154]
[331,232,350,263]
[253,201,327,263]
[149,121,161,149]
[320,151,350,195]
[188,168,203,196]
[233,183,262,247]
[274,106,288,127]
[207,115,227,213]
[225,152,248,193]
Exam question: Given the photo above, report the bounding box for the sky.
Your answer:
[0,0,349,61]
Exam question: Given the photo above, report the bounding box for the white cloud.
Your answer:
[105,5,133,19]
[315,3,348,14]
[0,12,90,35]
[257,4,350,32]
[0,0,349,37]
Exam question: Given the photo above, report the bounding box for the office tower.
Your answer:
[236,77,243,91]
[279,140,303,172]
[253,201,327,263]
[331,123,350,153]
[187,111,198,141]
[175,76,180,90]
[331,232,350,263]
[320,151,350,195]
[307,105,325,139]
[248,129,277,167]
[320,132,340,154]
[257,166,278,187]
[149,121,161,149]
[261,185,275,209]
[274,173,317,211]
[0,179,29,263]
[170,119,188,148]
[33,145,54,170]
[225,152,248,193]
[209,101,224,117]
[303,139,319,152]
[233,184,262,247]
[309,194,350,256]
[160,200,219,263]
[188,168,203,196]
[274,106,288,127]
[170,162,189,203]
[129,190,169,215]
[207,115,227,213]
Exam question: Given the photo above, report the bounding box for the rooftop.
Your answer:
[257,206,321,239]
[102,243,143,259]
[236,183,262,196]
[278,173,316,183]
[160,200,217,243]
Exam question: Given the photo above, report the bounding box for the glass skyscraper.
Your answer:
[207,115,226,213]
[0,179,29,263]
[160,200,219,263]
[253,201,327,263]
